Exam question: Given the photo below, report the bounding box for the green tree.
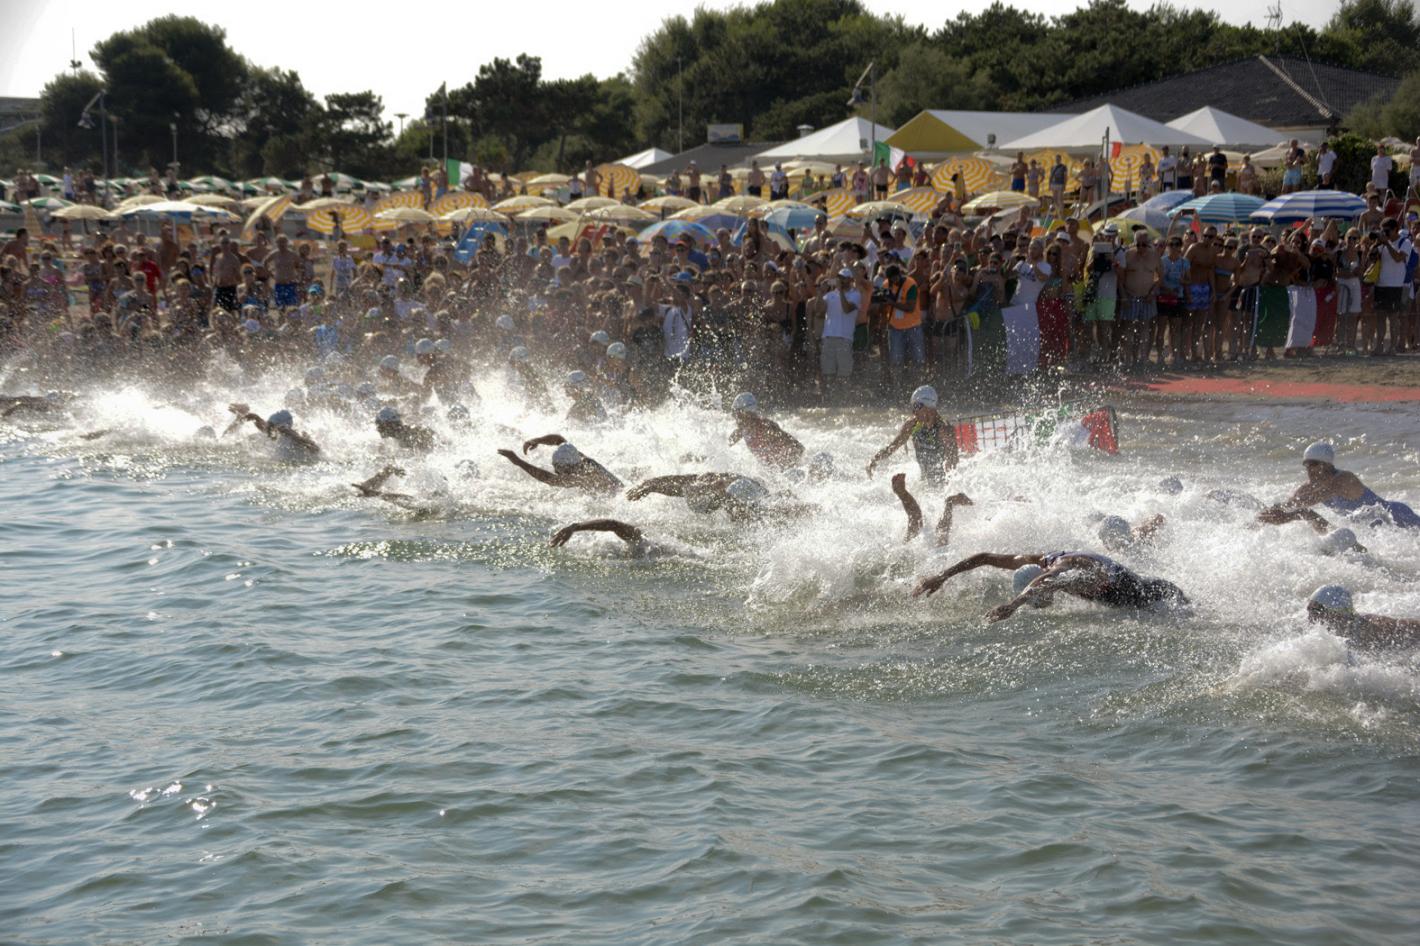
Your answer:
[1344,69,1420,139]
[877,42,996,126]
[1317,0,1420,75]
[321,91,392,178]
[230,67,321,177]
[37,71,106,171]
[89,32,199,172]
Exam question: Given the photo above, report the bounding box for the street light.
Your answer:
[170,115,178,168]
[395,112,408,136]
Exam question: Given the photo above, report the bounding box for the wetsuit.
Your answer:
[1041,551,1187,610]
[911,420,953,488]
[1323,487,1420,529]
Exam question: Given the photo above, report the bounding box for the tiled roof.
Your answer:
[1057,56,1401,128]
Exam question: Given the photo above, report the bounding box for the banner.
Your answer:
[1002,304,1040,375]
[1284,284,1317,348]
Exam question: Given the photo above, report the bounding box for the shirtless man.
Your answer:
[1232,229,1268,358]
[1183,225,1218,362]
[728,392,804,470]
[1259,441,1420,529]
[686,162,702,203]
[209,232,243,313]
[264,236,301,310]
[1119,229,1159,366]
[1026,160,1044,199]
[498,436,622,495]
[1306,586,1420,650]
[912,550,1189,622]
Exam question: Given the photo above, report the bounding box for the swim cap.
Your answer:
[590,330,610,345]
[910,385,938,409]
[303,366,325,386]
[285,387,307,407]
[365,306,382,320]
[509,346,531,363]
[565,370,589,387]
[447,404,470,422]
[1302,442,1335,465]
[605,342,627,360]
[379,355,400,372]
[1012,564,1045,596]
[44,390,62,403]
[495,315,516,331]
[334,383,355,400]
[266,409,294,430]
[807,452,834,479]
[732,392,759,414]
[355,381,378,399]
[726,477,769,505]
[243,318,262,334]
[1158,475,1184,495]
[1319,528,1360,556]
[551,442,584,470]
[194,425,216,440]
[375,406,401,425]
[434,339,451,353]
[1097,515,1132,551]
[414,337,436,356]
[1308,585,1354,615]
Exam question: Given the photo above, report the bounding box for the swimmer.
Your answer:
[564,371,608,425]
[375,354,423,398]
[1306,585,1420,650]
[507,346,553,411]
[416,337,476,403]
[1206,488,1264,511]
[626,473,811,523]
[892,472,972,546]
[866,385,959,488]
[497,436,622,495]
[1,391,66,418]
[375,406,437,452]
[1096,514,1167,552]
[549,519,674,559]
[727,392,805,470]
[912,550,1188,619]
[1316,526,1368,557]
[226,404,321,457]
[1264,442,1420,530]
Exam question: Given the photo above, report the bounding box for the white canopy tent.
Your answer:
[999,104,1212,150]
[1165,107,1284,149]
[754,117,895,164]
[616,147,674,169]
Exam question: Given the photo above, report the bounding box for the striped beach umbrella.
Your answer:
[1142,189,1197,212]
[294,197,355,212]
[640,195,698,214]
[846,199,914,220]
[668,207,744,232]
[441,206,510,224]
[760,205,826,234]
[637,219,717,246]
[515,206,578,224]
[1168,193,1267,224]
[564,196,620,213]
[52,204,117,221]
[430,191,487,216]
[1114,205,1172,231]
[307,205,374,235]
[493,194,555,213]
[712,194,767,214]
[373,192,424,214]
[375,207,435,224]
[582,204,656,225]
[1108,144,1160,192]
[243,195,292,237]
[813,187,857,218]
[1250,190,1367,224]
[893,186,944,216]
[961,190,1036,214]
[24,196,73,210]
[595,163,640,199]
[931,156,998,197]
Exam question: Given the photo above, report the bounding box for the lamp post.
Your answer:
[395,112,408,136]
[170,115,178,167]
[677,57,684,154]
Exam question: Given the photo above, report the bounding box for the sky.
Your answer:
[2,0,1339,127]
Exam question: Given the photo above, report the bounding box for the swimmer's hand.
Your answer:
[625,483,653,501]
[496,448,519,464]
[1257,504,1297,525]
[948,493,973,507]
[985,603,1017,624]
[550,525,579,548]
[912,574,947,598]
[227,402,249,415]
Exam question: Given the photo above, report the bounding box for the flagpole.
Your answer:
[441,82,448,166]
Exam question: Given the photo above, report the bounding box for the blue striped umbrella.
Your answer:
[1250,190,1368,224]
[637,219,716,246]
[1140,189,1195,212]
[760,206,825,233]
[1168,192,1267,224]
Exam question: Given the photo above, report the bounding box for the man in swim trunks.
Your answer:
[264,235,302,310]
[1306,585,1420,650]
[1263,441,1420,529]
[865,385,959,489]
[1183,225,1218,362]
[499,435,622,496]
[911,550,1189,621]
[728,392,805,470]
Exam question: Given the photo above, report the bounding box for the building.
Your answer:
[637,140,785,177]
[1059,55,1401,144]
[885,110,1073,158]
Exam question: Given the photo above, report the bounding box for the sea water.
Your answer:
[2,369,1418,945]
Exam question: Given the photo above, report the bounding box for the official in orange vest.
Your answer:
[884,264,925,375]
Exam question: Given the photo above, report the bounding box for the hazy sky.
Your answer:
[3,0,1338,126]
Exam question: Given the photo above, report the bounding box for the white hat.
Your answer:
[379,355,400,372]
[303,366,325,386]
[447,403,470,421]
[1098,515,1132,551]
[565,370,588,387]
[365,306,382,320]
[243,318,262,334]
[355,381,378,399]
[726,477,768,504]
[375,406,401,425]
[266,409,293,429]
[509,346,531,363]
[1302,442,1335,465]
[1308,584,1354,614]
[414,337,436,356]
[1319,527,1360,556]
[589,330,610,345]
[551,442,584,470]
[1012,564,1045,596]
[434,338,451,353]
[495,314,516,331]
[732,392,759,414]
[606,342,628,360]
[910,385,938,409]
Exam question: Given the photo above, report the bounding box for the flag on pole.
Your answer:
[447,159,474,189]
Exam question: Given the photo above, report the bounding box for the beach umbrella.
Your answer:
[526,173,571,193]
[515,205,578,224]
[360,180,392,192]
[0,200,22,213]
[1168,192,1267,224]
[246,176,292,193]
[33,174,60,186]
[755,199,818,214]
[930,156,999,196]
[1141,189,1196,212]
[893,186,944,216]
[187,193,238,208]
[323,172,360,190]
[441,206,510,224]
[1100,216,1162,240]
[430,191,487,216]
[306,205,374,235]
[961,190,1037,214]
[24,196,73,210]
[373,192,424,214]
[826,215,873,239]
[294,196,356,211]
[668,207,744,232]
[760,205,826,235]
[582,204,656,224]
[1108,143,1161,192]
[846,199,913,220]
[637,219,717,246]
[1250,190,1367,224]
[237,196,273,211]
[670,204,734,222]
[640,195,698,214]
[594,163,641,199]
[376,206,436,224]
[811,187,857,218]
[52,204,117,221]
[116,194,164,210]
[392,176,421,189]
[493,194,555,213]
[713,194,767,214]
[1115,205,1172,231]
[243,194,293,236]
[564,196,620,212]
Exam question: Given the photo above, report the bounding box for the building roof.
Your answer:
[1059,56,1401,129]
[638,140,785,176]
[1001,104,1212,150]
[755,117,895,163]
[886,110,1073,154]
[615,147,673,169]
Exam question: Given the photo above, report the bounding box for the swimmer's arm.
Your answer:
[496,448,560,486]
[625,475,699,501]
[866,420,913,476]
[891,473,922,542]
[986,576,1062,624]
[550,519,645,548]
[912,552,1040,598]
[1257,505,1329,533]
[521,433,566,455]
[1344,616,1420,650]
[78,429,113,441]
[283,429,321,454]
[1134,514,1166,540]
[353,465,406,496]
[935,493,972,547]
[728,425,742,446]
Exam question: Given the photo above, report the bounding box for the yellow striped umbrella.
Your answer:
[813,187,857,218]
[527,173,571,194]
[564,196,620,213]
[295,197,356,212]
[242,195,292,239]
[493,194,555,213]
[515,206,578,224]
[441,206,510,224]
[846,200,914,219]
[582,204,656,225]
[594,163,640,199]
[375,206,436,224]
[373,192,424,214]
[1108,144,1161,193]
[712,194,767,214]
[669,204,732,222]
[430,191,487,216]
[893,186,942,216]
[640,195,698,214]
[961,191,1038,214]
[1026,151,1083,175]
[749,199,817,217]
[931,156,998,197]
[307,205,374,235]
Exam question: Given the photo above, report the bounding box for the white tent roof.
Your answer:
[1165,107,1285,149]
[1000,104,1212,150]
[754,117,895,162]
[616,147,674,169]
[923,110,1073,149]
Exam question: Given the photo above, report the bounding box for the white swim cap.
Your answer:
[194,425,216,440]
[732,392,759,414]
[375,406,401,425]
[590,330,610,345]
[1012,564,1045,595]
[910,385,938,409]
[606,342,627,360]
[243,318,262,334]
[434,338,451,353]
[726,477,769,505]
[807,451,834,478]
[495,314,516,331]
[365,306,382,320]
[284,387,306,407]
[565,370,588,387]
[303,366,325,386]
[509,346,531,364]
[1319,528,1360,556]
[1308,584,1354,614]
[1302,442,1335,465]
[266,409,294,429]
[414,337,436,356]
[551,442,584,470]
[379,355,400,372]
[355,381,377,399]
[1158,475,1184,495]
[1098,515,1132,551]
[45,390,62,403]
[447,403,470,422]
